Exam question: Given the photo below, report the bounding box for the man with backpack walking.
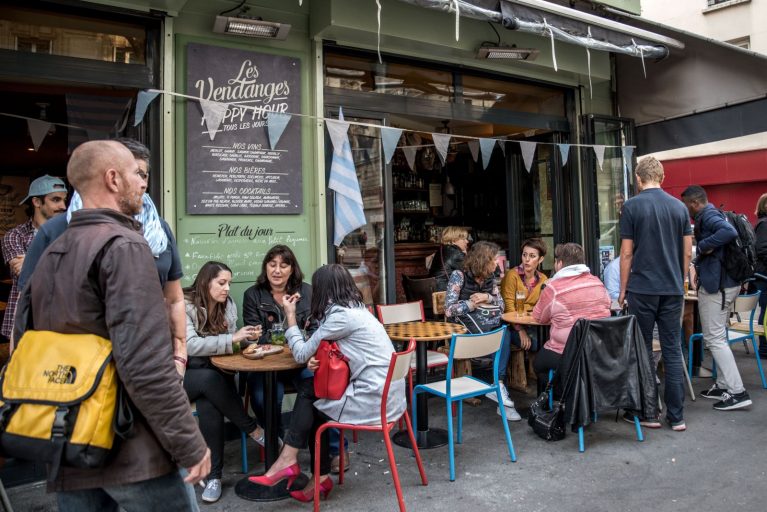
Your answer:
[681,185,752,410]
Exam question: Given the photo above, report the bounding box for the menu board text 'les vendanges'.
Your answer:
[186,43,302,214]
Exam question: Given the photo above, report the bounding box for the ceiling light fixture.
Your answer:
[477,45,539,60]
[213,15,291,39]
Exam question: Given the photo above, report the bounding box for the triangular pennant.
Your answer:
[622,146,634,174]
[114,97,133,134]
[199,99,229,141]
[267,112,291,149]
[558,143,571,166]
[479,138,496,170]
[27,119,51,152]
[593,145,606,171]
[402,146,417,171]
[380,126,403,165]
[467,140,479,163]
[432,133,451,165]
[519,141,537,173]
[326,119,350,155]
[498,140,506,156]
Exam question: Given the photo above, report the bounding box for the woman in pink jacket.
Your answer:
[532,243,611,393]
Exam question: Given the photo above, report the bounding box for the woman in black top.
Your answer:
[754,194,767,358]
[243,245,317,434]
[429,226,470,291]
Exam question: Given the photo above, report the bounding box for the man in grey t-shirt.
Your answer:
[619,156,692,431]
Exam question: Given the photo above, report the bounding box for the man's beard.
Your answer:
[118,192,143,216]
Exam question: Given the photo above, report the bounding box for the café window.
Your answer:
[0,6,147,65]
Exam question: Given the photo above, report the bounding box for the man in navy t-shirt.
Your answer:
[619,156,692,431]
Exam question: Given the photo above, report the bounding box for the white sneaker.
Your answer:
[497,405,522,422]
[201,478,222,503]
[485,384,514,408]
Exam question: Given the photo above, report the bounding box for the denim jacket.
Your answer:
[694,204,738,294]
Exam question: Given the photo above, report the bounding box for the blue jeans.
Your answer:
[495,327,515,382]
[57,470,195,512]
[628,292,685,423]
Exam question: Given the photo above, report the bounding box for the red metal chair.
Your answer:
[311,338,427,512]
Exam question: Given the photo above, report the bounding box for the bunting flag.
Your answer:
[498,140,506,156]
[27,119,51,152]
[593,144,606,171]
[622,146,634,174]
[199,99,229,141]
[519,141,537,173]
[380,126,403,164]
[267,112,291,149]
[326,119,350,154]
[402,146,417,171]
[467,140,479,163]
[133,91,159,126]
[558,143,571,166]
[479,138,496,170]
[327,111,366,246]
[432,133,451,165]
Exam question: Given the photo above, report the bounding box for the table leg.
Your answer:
[234,371,307,501]
[393,341,448,449]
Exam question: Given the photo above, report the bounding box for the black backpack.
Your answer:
[720,209,757,283]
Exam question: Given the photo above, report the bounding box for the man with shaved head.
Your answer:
[14,140,210,511]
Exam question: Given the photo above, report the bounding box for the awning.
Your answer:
[610,12,767,154]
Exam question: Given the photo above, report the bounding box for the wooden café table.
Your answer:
[501,312,550,392]
[384,321,467,449]
[211,348,307,502]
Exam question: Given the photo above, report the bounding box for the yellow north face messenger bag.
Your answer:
[0,330,133,479]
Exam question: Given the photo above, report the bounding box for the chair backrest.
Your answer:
[379,338,416,425]
[377,301,425,324]
[731,291,760,316]
[402,275,437,318]
[450,327,504,360]
[432,291,446,318]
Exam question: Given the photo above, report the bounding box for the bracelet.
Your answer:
[173,356,187,366]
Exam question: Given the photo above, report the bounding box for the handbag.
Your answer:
[457,304,502,334]
[527,385,566,441]
[313,340,350,400]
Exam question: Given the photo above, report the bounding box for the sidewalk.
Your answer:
[9,347,767,512]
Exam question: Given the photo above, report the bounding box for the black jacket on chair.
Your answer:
[557,316,658,429]
[429,244,465,291]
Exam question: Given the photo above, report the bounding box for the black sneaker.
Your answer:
[713,391,752,411]
[700,384,727,400]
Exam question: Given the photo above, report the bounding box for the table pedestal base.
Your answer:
[392,427,448,449]
[234,473,309,502]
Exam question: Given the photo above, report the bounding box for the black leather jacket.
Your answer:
[756,215,767,275]
[429,244,466,291]
[242,281,318,344]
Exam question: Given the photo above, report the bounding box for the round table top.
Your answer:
[501,312,549,326]
[384,321,467,342]
[211,347,304,372]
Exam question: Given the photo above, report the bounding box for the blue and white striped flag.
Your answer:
[327,111,366,246]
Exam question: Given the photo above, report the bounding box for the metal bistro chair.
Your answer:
[412,326,516,481]
[313,339,428,512]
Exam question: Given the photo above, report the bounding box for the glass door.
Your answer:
[581,115,636,276]
[325,111,392,307]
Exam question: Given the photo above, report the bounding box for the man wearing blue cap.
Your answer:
[1,175,67,340]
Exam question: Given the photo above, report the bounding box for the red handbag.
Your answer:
[314,340,350,400]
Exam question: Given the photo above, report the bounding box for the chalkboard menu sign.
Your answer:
[186,43,302,214]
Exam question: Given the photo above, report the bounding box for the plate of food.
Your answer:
[242,344,284,360]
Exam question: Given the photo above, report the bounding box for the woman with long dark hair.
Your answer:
[183,261,262,503]
[249,264,405,502]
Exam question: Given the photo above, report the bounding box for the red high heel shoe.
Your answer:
[248,463,301,489]
[289,476,333,503]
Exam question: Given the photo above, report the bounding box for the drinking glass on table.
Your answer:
[515,290,526,314]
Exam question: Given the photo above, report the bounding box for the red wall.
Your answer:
[661,149,767,223]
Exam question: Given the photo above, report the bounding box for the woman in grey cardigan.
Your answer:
[183,261,262,503]
[249,264,406,502]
